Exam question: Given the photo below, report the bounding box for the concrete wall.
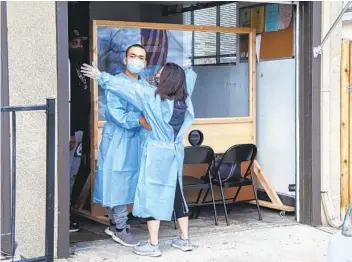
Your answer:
[320,1,343,224]
[6,2,58,257]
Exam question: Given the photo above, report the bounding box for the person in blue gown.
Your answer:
[95,44,152,247]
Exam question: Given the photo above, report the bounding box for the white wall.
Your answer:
[256,59,296,196]
[6,1,58,257]
[320,1,343,224]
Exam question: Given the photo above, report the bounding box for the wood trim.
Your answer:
[90,20,107,216]
[249,27,256,143]
[87,20,257,218]
[341,39,350,217]
[94,20,255,34]
[251,160,294,213]
[98,117,254,128]
[349,41,352,205]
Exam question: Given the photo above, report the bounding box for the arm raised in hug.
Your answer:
[81,63,153,112]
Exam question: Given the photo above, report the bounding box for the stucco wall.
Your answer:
[6,1,58,257]
[320,1,343,224]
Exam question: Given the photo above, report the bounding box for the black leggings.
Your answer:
[147,179,188,221]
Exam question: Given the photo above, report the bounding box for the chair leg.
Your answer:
[228,186,242,215]
[218,181,230,226]
[195,188,210,219]
[209,183,219,226]
[232,186,242,203]
[252,183,262,221]
[173,210,177,230]
[192,189,203,219]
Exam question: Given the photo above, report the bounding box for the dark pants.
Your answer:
[147,179,188,221]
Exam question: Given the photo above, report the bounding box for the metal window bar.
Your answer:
[0,99,56,262]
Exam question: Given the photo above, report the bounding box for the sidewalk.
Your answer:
[59,205,332,262]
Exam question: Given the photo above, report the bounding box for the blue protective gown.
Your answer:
[94,73,149,207]
[97,68,197,221]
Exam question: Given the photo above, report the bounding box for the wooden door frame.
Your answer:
[88,20,257,217]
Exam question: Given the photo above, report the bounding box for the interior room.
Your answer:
[67,1,297,244]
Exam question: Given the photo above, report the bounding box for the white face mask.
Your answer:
[126,58,145,74]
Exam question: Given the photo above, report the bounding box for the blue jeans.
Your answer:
[110,205,128,230]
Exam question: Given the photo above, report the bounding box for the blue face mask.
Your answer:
[126,58,145,75]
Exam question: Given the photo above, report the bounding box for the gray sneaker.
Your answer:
[133,241,162,257]
[111,228,139,247]
[171,238,193,252]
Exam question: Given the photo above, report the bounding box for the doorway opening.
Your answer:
[66,0,297,246]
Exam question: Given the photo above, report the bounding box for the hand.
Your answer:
[81,62,101,80]
[139,116,152,131]
[70,135,76,150]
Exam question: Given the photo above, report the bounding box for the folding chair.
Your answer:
[202,144,262,226]
[173,145,218,228]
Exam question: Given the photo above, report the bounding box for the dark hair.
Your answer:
[155,62,188,101]
[125,44,147,57]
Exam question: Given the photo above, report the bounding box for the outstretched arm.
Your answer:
[81,63,153,111]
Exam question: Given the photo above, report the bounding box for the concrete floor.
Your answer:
[58,204,333,262]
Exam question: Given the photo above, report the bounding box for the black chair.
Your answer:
[201,144,262,226]
[173,146,219,227]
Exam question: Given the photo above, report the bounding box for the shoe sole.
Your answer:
[111,233,140,247]
[171,243,193,252]
[105,228,114,237]
[133,249,162,257]
[69,229,79,233]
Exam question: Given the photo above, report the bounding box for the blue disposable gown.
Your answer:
[94,73,148,207]
[97,68,197,221]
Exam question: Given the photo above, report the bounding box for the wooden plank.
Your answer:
[75,173,91,211]
[249,26,256,144]
[349,41,352,204]
[183,122,255,154]
[94,20,255,34]
[340,39,350,217]
[73,209,109,226]
[90,20,108,217]
[253,160,283,205]
[96,122,255,157]
[249,200,295,212]
[98,117,254,128]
